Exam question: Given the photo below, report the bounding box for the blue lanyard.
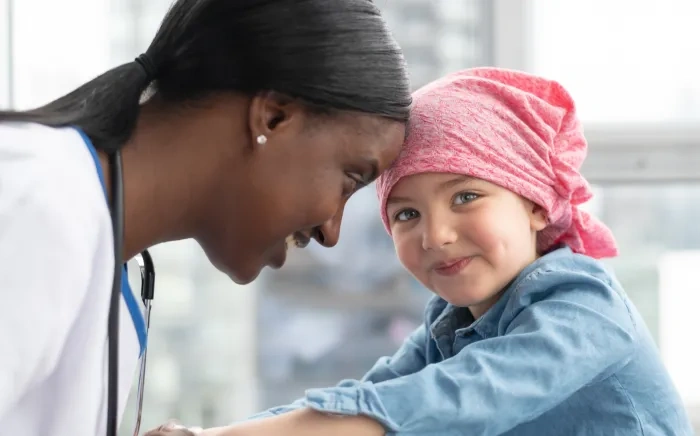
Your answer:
[76,128,147,356]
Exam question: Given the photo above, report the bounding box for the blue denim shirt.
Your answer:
[249,247,693,435]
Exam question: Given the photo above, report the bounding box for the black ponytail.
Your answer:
[0,0,412,151]
[0,58,153,153]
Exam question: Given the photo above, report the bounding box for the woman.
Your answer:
[0,0,411,435]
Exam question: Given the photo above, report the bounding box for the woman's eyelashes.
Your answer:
[342,173,365,197]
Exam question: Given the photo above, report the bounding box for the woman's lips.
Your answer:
[269,241,288,269]
[270,232,312,270]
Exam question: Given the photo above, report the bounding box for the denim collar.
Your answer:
[429,246,573,339]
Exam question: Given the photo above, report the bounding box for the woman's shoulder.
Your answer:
[0,122,118,399]
[0,121,94,173]
[0,121,113,265]
[0,122,108,211]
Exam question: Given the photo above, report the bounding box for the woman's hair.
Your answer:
[0,0,412,152]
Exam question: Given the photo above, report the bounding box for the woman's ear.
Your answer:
[247,91,305,150]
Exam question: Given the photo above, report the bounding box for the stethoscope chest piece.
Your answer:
[132,250,156,436]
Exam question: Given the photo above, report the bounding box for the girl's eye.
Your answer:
[454,192,479,205]
[395,208,419,222]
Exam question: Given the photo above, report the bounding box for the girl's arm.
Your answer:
[202,269,637,436]
[244,318,429,421]
[212,408,385,436]
[146,315,431,435]
[145,410,384,436]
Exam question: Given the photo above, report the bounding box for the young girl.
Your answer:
[149,68,693,435]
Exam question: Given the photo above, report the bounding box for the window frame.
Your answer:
[0,0,13,108]
[491,0,700,185]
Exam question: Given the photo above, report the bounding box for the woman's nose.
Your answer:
[314,204,346,248]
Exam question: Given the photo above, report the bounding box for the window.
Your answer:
[531,0,700,124]
[10,0,116,110]
[381,0,490,88]
[6,0,699,433]
[589,184,700,428]
[0,0,10,108]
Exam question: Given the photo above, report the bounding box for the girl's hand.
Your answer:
[143,422,205,436]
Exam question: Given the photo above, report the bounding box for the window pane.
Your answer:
[0,0,8,108]
[381,0,492,88]
[531,0,700,124]
[255,185,429,408]
[11,0,114,109]
[589,183,700,431]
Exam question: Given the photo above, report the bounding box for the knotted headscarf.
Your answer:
[376,67,618,259]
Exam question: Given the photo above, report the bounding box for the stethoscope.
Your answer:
[106,149,156,436]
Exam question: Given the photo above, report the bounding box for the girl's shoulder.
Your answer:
[501,246,636,334]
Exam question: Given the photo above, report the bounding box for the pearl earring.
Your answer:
[256,134,267,145]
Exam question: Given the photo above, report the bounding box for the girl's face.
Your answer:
[386,173,547,318]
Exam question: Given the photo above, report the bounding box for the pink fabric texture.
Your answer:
[376,67,618,259]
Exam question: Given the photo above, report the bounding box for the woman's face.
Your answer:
[198,99,405,285]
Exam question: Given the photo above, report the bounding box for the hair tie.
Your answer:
[134,53,157,82]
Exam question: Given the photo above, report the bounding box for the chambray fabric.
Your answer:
[248,247,693,435]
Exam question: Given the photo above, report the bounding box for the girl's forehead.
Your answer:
[390,173,480,194]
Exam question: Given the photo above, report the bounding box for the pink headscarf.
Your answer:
[376,67,618,259]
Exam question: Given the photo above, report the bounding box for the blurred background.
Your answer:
[1,0,699,433]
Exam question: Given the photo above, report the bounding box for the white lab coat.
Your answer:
[0,122,143,436]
